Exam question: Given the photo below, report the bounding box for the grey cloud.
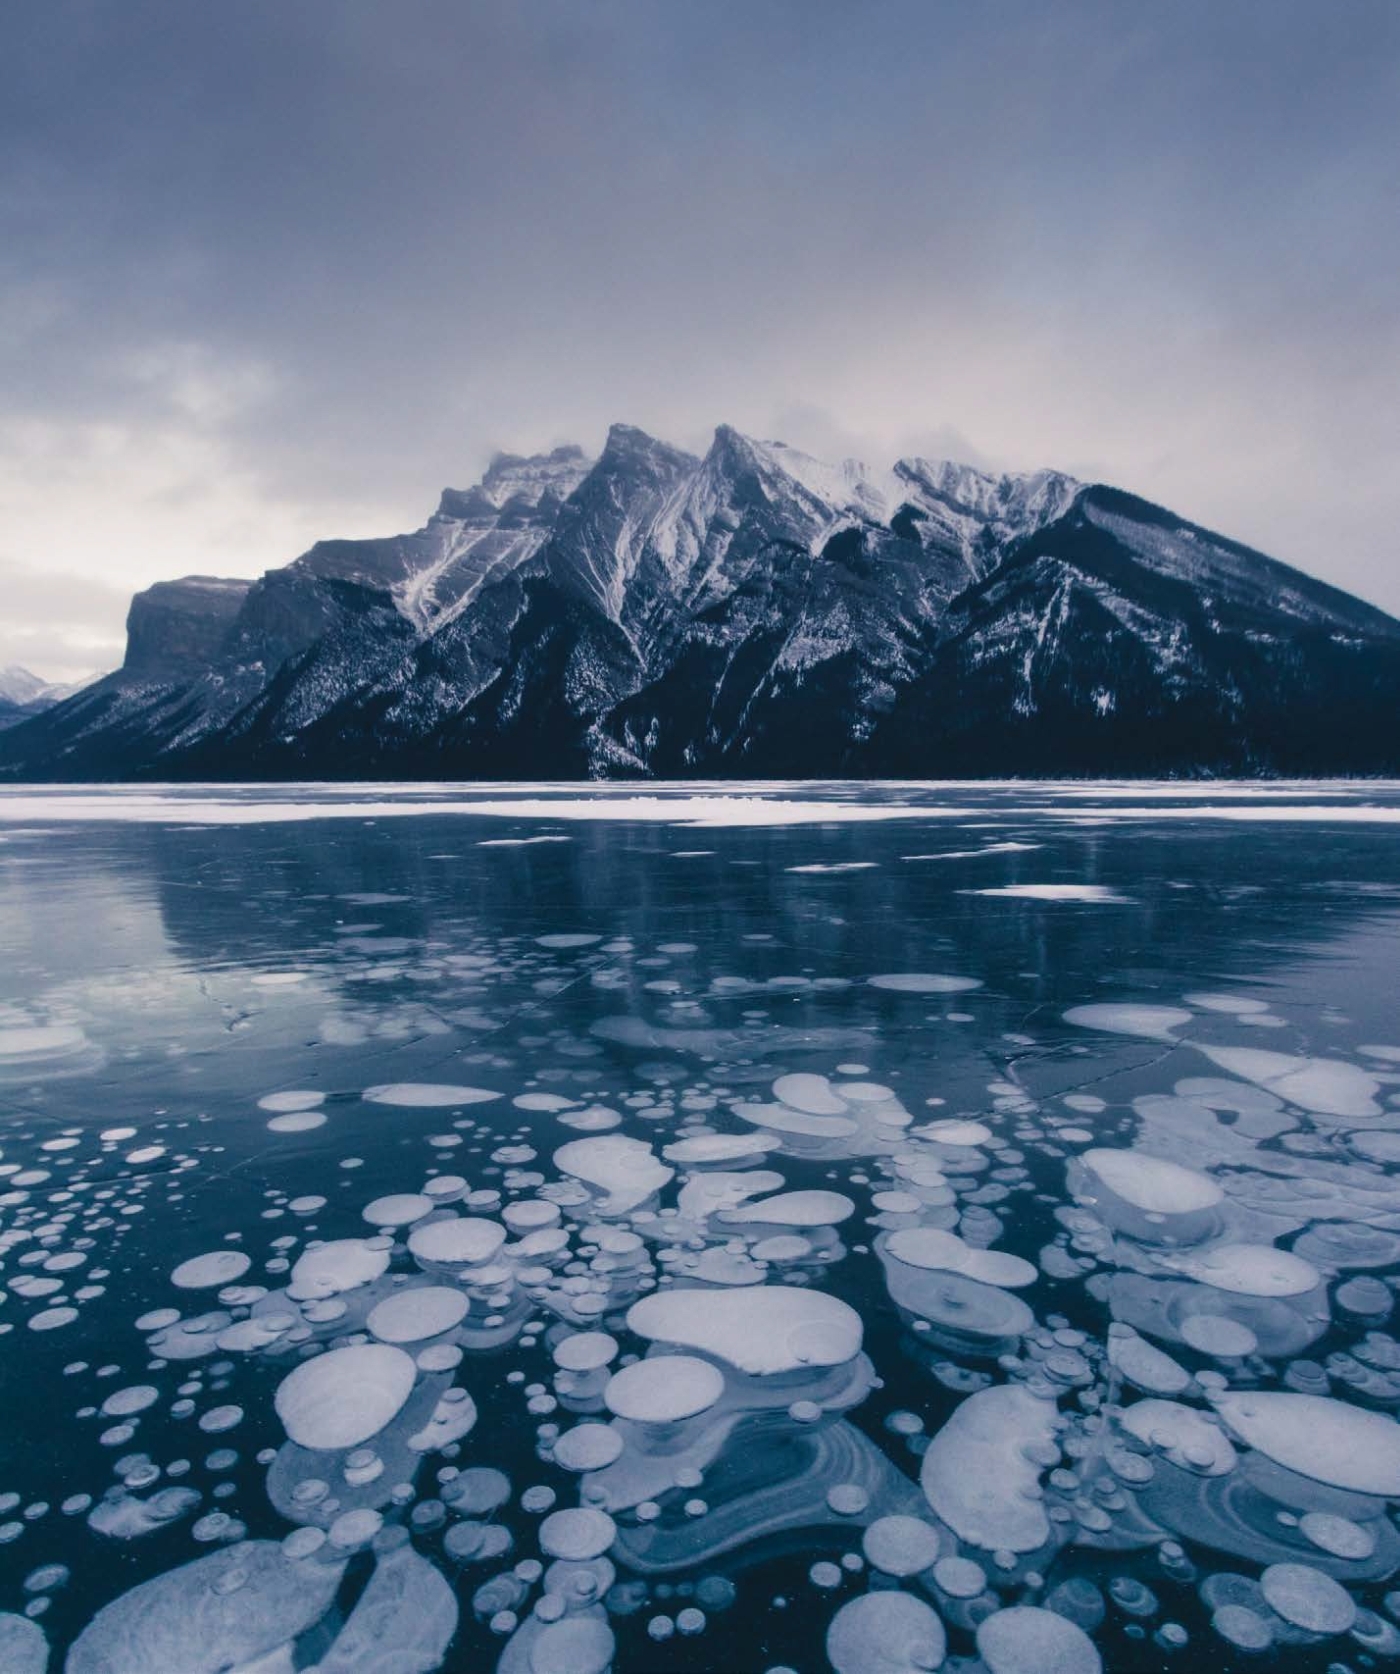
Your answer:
[1,0,1397,676]
[0,560,129,681]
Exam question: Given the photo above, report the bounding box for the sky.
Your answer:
[2,0,1397,681]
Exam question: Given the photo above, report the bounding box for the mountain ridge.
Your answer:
[5,423,1399,780]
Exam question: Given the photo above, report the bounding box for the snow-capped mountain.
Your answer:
[4,424,1399,778]
[0,666,97,729]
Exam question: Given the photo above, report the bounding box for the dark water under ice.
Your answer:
[2,782,1400,1673]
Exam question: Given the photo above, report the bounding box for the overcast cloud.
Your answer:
[2,0,1397,679]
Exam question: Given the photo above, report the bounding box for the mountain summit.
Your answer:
[5,425,1399,779]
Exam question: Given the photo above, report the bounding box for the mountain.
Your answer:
[0,667,97,730]
[3,424,1398,779]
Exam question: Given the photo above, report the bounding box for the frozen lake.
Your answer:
[2,781,1400,1672]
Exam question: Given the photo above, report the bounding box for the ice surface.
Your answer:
[12,781,1400,1673]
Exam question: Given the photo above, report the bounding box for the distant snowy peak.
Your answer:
[0,665,97,727]
[0,666,55,706]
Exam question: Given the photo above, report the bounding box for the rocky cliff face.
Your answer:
[5,425,1398,780]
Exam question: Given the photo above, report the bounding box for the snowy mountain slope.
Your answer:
[866,488,1400,775]
[3,425,1398,779]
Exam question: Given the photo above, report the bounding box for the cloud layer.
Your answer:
[2,0,1397,678]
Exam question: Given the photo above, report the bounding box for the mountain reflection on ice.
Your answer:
[1,783,1400,1672]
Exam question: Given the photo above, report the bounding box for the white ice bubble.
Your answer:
[1195,1045,1381,1118]
[976,1606,1102,1674]
[826,1590,947,1674]
[722,1190,856,1228]
[267,1110,328,1133]
[101,1385,160,1418]
[772,1073,849,1115]
[627,1286,862,1376]
[733,1101,860,1141]
[538,1506,616,1560]
[1210,1390,1400,1494]
[407,1216,507,1270]
[362,1083,502,1107]
[257,1090,325,1113]
[786,861,879,873]
[1183,993,1272,1015]
[531,1617,616,1674]
[287,1238,391,1301]
[921,1383,1058,1553]
[553,1423,625,1471]
[361,1193,434,1228]
[1299,1511,1376,1560]
[914,1119,992,1147]
[603,1355,726,1423]
[1064,1004,1193,1040]
[885,1228,1037,1290]
[662,1134,773,1165]
[1118,1399,1237,1475]
[861,1514,941,1577]
[171,1250,251,1290]
[1159,1243,1319,1298]
[1259,1563,1356,1636]
[274,1343,417,1451]
[1107,1330,1190,1396]
[552,1332,618,1373]
[0,1614,47,1674]
[65,1540,344,1673]
[1178,1314,1257,1358]
[554,1135,673,1216]
[1350,1131,1400,1164]
[1080,1148,1223,1214]
[966,884,1129,903]
[869,973,982,994]
[367,1286,470,1344]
